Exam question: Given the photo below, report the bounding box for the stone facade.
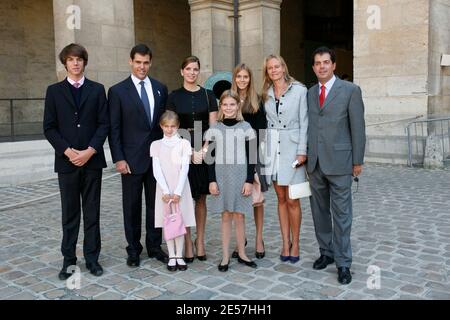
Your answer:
[0,0,449,178]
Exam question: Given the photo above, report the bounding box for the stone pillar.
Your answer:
[52,0,135,89]
[354,0,431,164]
[189,0,235,84]
[239,0,282,90]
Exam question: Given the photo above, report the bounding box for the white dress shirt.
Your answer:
[131,74,155,120]
[67,76,85,87]
[318,74,336,99]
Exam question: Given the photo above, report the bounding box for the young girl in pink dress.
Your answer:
[150,111,196,271]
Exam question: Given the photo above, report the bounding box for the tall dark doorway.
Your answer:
[281,0,353,88]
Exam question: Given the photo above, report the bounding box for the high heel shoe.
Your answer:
[232,238,247,259]
[218,259,230,272]
[195,239,207,261]
[184,239,194,263]
[237,255,257,268]
[279,242,291,262]
[255,240,265,259]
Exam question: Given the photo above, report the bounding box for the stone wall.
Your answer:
[0,0,56,138]
[428,0,450,117]
[135,0,191,91]
[354,0,431,164]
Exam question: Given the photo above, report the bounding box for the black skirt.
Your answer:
[188,162,210,200]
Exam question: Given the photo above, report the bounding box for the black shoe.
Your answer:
[194,239,207,261]
[313,255,334,270]
[86,262,103,277]
[176,258,188,271]
[255,241,265,259]
[237,256,257,268]
[58,267,72,280]
[218,259,230,272]
[232,238,247,259]
[184,256,195,263]
[148,248,169,263]
[127,255,140,267]
[167,258,177,272]
[338,267,352,285]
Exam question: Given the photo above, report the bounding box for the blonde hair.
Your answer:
[159,110,180,126]
[217,90,244,122]
[231,63,260,114]
[261,54,296,102]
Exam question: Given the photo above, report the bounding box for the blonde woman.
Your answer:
[231,63,268,259]
[261,54,308,264]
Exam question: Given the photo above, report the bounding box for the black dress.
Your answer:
[167,86,218,200]
[242,103,269,192]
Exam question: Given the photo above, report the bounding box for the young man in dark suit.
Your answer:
[43,43,109,280]
[108,44,169,267]
[307,47,366,285]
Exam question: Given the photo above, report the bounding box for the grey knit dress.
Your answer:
[205,121,256,215]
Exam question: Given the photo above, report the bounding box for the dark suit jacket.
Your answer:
[108,76,168,175]
[306,77,366,175]
[43,78,109,173]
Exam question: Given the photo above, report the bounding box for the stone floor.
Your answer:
[0,164,449,300]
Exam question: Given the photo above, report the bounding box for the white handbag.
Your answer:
[288,181,312,199]
[288,169,312,199]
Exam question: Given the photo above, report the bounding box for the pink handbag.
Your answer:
[252,173,265,207]
[163,201,187,241]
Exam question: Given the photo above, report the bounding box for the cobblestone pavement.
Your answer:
[0,164,449,300]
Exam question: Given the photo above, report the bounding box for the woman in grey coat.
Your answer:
[261,54,308,263]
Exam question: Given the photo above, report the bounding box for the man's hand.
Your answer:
[116,160,131,175]
[64,148,79,163]
[241,182,253,197]
[353,164,363,177]
[70,147,96,167]
[209,182,220,195]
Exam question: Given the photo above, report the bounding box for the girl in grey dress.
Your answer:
[205,90,258,272]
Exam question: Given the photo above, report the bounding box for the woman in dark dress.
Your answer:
[230,63,268,259]
[166,56,218,262]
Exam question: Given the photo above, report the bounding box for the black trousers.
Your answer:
[121,166,162,257]
[58,168,102,267]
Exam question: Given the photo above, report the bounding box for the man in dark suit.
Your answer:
[108,44,169,267]
[306,47,366,285]
[44,43,109,280]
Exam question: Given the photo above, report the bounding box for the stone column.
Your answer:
[239,0,282,90]
[189,0,235,84]
[354,0,431,164]
[52,0,135,89]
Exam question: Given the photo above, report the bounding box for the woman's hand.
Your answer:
[192,150,203,164]
[209,182,220,195]
[295,155,307,167]
[242,182,253,197]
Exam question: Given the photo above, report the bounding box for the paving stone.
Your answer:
[219,283,247,296]
[78,284,108,298]
[133,287,162,300]
[400,284,425,295]
[425,290,450,300]
[6,291,38,300]
[43,289,67,299]
[95,291,126,300]
[0,286,22,299]
[164,280,196,295]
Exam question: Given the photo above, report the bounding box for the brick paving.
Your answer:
[0,164,449,300]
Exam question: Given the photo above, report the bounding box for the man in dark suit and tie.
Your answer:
[108,44,169,267]
[306,47,366,285]
[44,43,109,280]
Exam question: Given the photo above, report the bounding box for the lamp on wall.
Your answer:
[441,54,450,67]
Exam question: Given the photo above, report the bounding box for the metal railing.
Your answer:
[406,116,450,167]
[0,98,45,142]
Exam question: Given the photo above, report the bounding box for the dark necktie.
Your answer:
[140,80,152,125]
[319,85,326,108]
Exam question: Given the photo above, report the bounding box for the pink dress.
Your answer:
[150,137,196,228]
